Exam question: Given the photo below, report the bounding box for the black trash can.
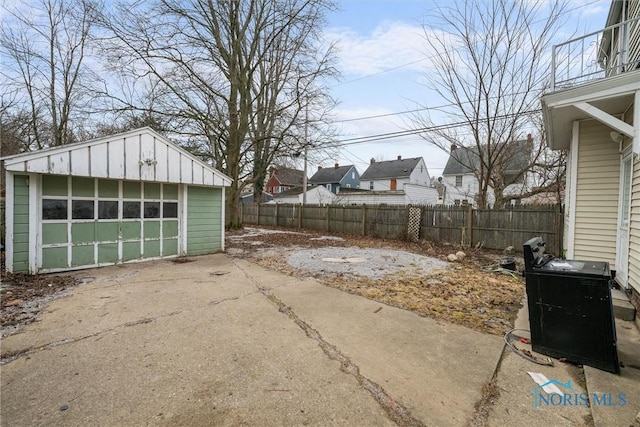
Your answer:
[523,237,620,374]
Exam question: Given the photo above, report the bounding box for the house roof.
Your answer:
[273,185,330,198]
[309,165,354,184]
[1,127,232,187]
[360,157,422,180]
[442,140,531,177]
[271,167,305,186]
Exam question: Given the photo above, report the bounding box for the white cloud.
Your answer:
[325,21,427,76]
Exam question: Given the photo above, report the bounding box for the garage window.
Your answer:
[98,201,118,219]
[72,200,94,219]
[43,199,68,220]
[144,202,160,218]
[123,202,141,218]
[163,202,178,218]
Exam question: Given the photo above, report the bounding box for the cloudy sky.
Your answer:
[314,0,611,179]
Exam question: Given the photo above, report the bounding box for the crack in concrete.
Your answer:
[231,258,426,427]
[0,295,240,365]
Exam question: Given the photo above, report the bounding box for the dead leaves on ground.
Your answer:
[227,226,525,336]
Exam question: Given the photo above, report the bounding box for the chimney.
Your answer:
[527,133,533,143]
[397,155,402,160]
[334,163,339,169]
[370,158,375,164]
[451,144,457,152]
[317,165,322,171]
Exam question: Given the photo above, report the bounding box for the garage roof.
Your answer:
[1,127,232,187]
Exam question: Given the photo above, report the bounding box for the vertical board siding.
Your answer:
[108,139,125,179]
[629,155,640,293]
[12,175,30,272]
[186,186,222,255]
[573,120,619,265]
[124,136,142,180]
[91,143,109,176]
[155,142,168,182]
[4,130,230,187]
[71,147,90,176]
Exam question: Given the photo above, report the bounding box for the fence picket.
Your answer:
[240,203,563,254]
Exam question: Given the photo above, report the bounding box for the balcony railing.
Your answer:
[548,16,640,92]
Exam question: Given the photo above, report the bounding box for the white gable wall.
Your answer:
[3,128,231,187]
[409,158,431,185]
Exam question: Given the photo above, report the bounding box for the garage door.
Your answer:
[40,175,179,271]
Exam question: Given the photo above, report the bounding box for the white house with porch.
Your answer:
[541,0,640,314]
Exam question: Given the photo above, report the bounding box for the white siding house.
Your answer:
[441,138,533,207]
[336,184,439,206]
[272,185,335,205]
[361,156,431,191]
[541,0,640,312]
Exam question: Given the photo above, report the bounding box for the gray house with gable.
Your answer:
[309,163,360,194]
[361,156,431,191]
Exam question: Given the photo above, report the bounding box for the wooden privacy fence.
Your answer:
[240,203,564,255]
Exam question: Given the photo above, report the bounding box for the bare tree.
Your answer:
[413,0,568,208]
[100,0,338,228]
[0,0,103,149]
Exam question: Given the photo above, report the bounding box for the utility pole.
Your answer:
[302,97,309,205]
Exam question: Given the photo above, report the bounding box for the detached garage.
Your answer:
[2,127,232,274]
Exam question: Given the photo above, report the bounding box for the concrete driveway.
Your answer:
[1,254,503,426]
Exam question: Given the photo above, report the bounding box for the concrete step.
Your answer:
[611,288,636,321]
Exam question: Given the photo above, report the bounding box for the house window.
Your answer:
[351,172,355,179]
[369,181,374,190]
[346,183,351,188]
[455,175,463,187]
[390,179,397,190]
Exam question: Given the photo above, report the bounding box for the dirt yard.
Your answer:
[226,226,526,335]
[0,270,80,337]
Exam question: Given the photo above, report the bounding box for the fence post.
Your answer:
[256,203,260,225]
[361,204,367,236]
[298,203,303,229]
[467,203,473,247]
[327,204,331,232]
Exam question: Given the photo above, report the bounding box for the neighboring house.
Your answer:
[541,0,640,311]
[441,137,532,207]
[336,184,439,206]
[264,166,305,194]
[309,163,360,194]
[360,156,431,191]
[271,185,335,205]
[1,127,232,274]
[239,192,273,204]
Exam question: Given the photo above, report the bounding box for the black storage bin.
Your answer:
[523,237,620,374]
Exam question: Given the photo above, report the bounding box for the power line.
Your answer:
[325,109,542,148]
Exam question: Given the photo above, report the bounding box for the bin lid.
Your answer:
[536,259,610,277]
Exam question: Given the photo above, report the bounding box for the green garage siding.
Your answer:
[13,175,30,272]
[186,186,222,255]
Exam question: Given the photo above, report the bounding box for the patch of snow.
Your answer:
[228,227,308,240]
[309,236,345,241]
